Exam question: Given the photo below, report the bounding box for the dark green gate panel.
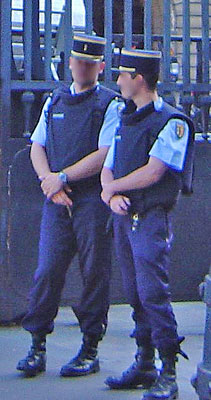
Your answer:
[170,140,211,301]
[1,140,210,323]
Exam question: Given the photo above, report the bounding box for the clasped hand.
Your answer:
[40,172,63,198]
[40,173,72,207]
[101,183,131,215]
[109,195,131,215]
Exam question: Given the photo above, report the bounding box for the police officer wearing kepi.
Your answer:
[101,48,194,400]
[16,34,122,378]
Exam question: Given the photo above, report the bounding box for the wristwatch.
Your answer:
[58,171,68,184]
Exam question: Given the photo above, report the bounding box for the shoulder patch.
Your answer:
[176,122,185,138]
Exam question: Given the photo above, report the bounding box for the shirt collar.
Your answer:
[136,97,164,113]
[153,97,164,111]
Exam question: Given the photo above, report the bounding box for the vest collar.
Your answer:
[61,84,98,105]
[122,97,164,125]
[122,101,155,125]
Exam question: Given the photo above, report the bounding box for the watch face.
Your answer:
[59,172,67,183]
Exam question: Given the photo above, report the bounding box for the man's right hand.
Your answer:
[51,190,73,207]
[40,172,64,198]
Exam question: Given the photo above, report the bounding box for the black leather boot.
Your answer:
[105,345,158,389]
[16,334,46,377]
[142,355,178,400]
[142,337,189,400]
[60,335,100,377]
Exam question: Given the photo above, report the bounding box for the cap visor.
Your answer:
[111,67,121,72]
[71,51,103,63]
[111,66,136,73]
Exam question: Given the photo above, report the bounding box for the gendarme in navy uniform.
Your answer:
[17,34,122,378]
[101,48,194,400]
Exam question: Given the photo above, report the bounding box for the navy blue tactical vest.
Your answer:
[113,101,195,214]
[46,85,118,196]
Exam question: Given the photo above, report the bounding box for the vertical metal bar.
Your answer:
[30,0,44,80]
[201,0,209,83]
[203,271,211,368]
[163,0,171,82]
[44,0,52,80]
[201,0,209,134]
[84,0,93,34]
[124,0,132,49]
[64,0,72,82]
[144,0,152,49]
[23,0,33,81]
[104,0,112,85]
[196,41,203,84]
[0,0,12,269]
[0,0,12,141]
[182,0,190,84]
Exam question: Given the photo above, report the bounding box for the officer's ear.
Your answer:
[134,73,143,82]
[69,57,73,70]
[134,73,144,87]
[98,61,105,74]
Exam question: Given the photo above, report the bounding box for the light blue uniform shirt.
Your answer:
[30,83,122,148]
[104,97,189,172]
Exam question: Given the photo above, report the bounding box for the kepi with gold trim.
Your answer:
[113,48,162,75]
[71,34,106,62]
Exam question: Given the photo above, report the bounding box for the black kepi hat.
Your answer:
[113,48,161,75]
[71,34,106,62]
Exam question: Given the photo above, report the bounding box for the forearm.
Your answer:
[107,157,167,194]
[63,146,109,182]
[101,166,114,186]
[109,166,156,193]
[40,146,109,199]
[30,142,51,178]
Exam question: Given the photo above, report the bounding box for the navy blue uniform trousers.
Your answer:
[113,206,179,351]
[22,195,111,338]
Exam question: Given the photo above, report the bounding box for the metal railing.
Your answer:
[0,0,210,146]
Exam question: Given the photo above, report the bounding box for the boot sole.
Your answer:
[17,366,46,377]
[106,383,141,390]
[60,364,100,377]
[142,392,178,400]
[105,372,158,390]
[105,379,156,390]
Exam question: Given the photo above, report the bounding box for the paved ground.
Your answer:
[0,302,205,400]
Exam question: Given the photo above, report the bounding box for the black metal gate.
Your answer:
[0,0,210,322]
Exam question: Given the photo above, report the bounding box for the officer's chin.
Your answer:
[80,79,96,87]
[121,92,131,101]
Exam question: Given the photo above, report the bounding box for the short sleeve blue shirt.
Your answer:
[30,83,122,148]
[104,97,189,172]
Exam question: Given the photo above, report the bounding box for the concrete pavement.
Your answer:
[0,302,205,400]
